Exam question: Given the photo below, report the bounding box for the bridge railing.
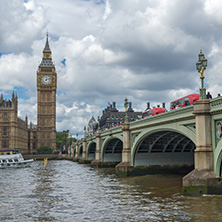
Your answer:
[129,104,195,130]
[210,96,222,114]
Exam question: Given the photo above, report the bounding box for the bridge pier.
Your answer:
[72,143,79,162]
[79,138,91,164]
[91,131,102,167]
[183,99,222,196]
[115,122,134,176]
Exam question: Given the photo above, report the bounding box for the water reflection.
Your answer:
[1,160,222,221]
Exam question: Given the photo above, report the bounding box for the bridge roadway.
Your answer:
[72,97,222,196]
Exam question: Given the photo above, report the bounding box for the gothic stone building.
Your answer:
[99,102,142,130]
[0,35,57,154]
[0,93,37,154]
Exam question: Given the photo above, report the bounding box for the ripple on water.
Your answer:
[1,160,222,221]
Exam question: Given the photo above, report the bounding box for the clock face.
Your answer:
[41,75,51,85]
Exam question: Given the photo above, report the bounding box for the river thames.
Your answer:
[1,160,222,221]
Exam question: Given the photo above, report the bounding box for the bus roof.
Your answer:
[170,93,199,103]
[142,107,165,114]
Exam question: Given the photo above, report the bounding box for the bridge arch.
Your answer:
[132,127,196,166]
[87,141,96,160]
[102,136,123,162]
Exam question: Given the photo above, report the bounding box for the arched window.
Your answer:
[3,113,8,120]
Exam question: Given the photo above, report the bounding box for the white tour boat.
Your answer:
[0,153,34,169]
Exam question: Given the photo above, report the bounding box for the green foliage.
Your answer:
[56,131,77,150]
[37,146,53,154]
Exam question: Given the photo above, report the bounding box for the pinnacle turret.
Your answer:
[39,32,54,67]
[43,32,51,53]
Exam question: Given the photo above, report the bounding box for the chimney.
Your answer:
[128,102,134,112]
[113,102,116,108]
[25,115,28,125]
[147,102,150,110]
[162,102,165,109]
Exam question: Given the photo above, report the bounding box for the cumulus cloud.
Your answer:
[0,0,46,53]
[1,0,222,137]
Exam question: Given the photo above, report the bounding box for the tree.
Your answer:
[56,131,77,153]
[37,146,53,154]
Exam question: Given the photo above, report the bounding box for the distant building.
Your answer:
[99,101,142,131]
[0,92,37,154]
[63,130,71,138]
[86,116,97,137]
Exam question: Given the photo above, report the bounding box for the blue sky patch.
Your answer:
[61,58,66,67]
[14,86,29,100]
[0,52,10,57]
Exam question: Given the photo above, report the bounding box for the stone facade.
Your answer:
[99,101,142,130]
[0,93,37,154]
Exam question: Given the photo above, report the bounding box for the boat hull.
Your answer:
[0,159,34,169]
[0,153,34,169]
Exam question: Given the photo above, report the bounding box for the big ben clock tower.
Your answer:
[37,34,57,150]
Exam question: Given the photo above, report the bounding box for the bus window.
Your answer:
[170,94,199,110]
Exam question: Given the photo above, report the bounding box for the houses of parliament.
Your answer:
[0,35,57,154]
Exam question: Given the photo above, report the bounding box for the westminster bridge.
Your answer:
[72,97,222,196]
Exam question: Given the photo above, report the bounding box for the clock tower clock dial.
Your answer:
[41,75,52,85]
[37,33,57,150]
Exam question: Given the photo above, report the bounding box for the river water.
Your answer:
[1,160,222,222]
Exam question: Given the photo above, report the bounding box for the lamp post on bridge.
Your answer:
[196,50,208,99]
[97,116,101,132]
[124,97,129,123]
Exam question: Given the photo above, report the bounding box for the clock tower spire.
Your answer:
[37,33,57,150]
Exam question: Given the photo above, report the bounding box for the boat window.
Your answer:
[14,159,18,162]
[8,159,13,162]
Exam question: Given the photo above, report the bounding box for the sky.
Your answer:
[1,0,222,138]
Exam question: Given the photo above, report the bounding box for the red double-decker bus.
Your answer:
[142,107,166,118]
[170,93,199,110]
